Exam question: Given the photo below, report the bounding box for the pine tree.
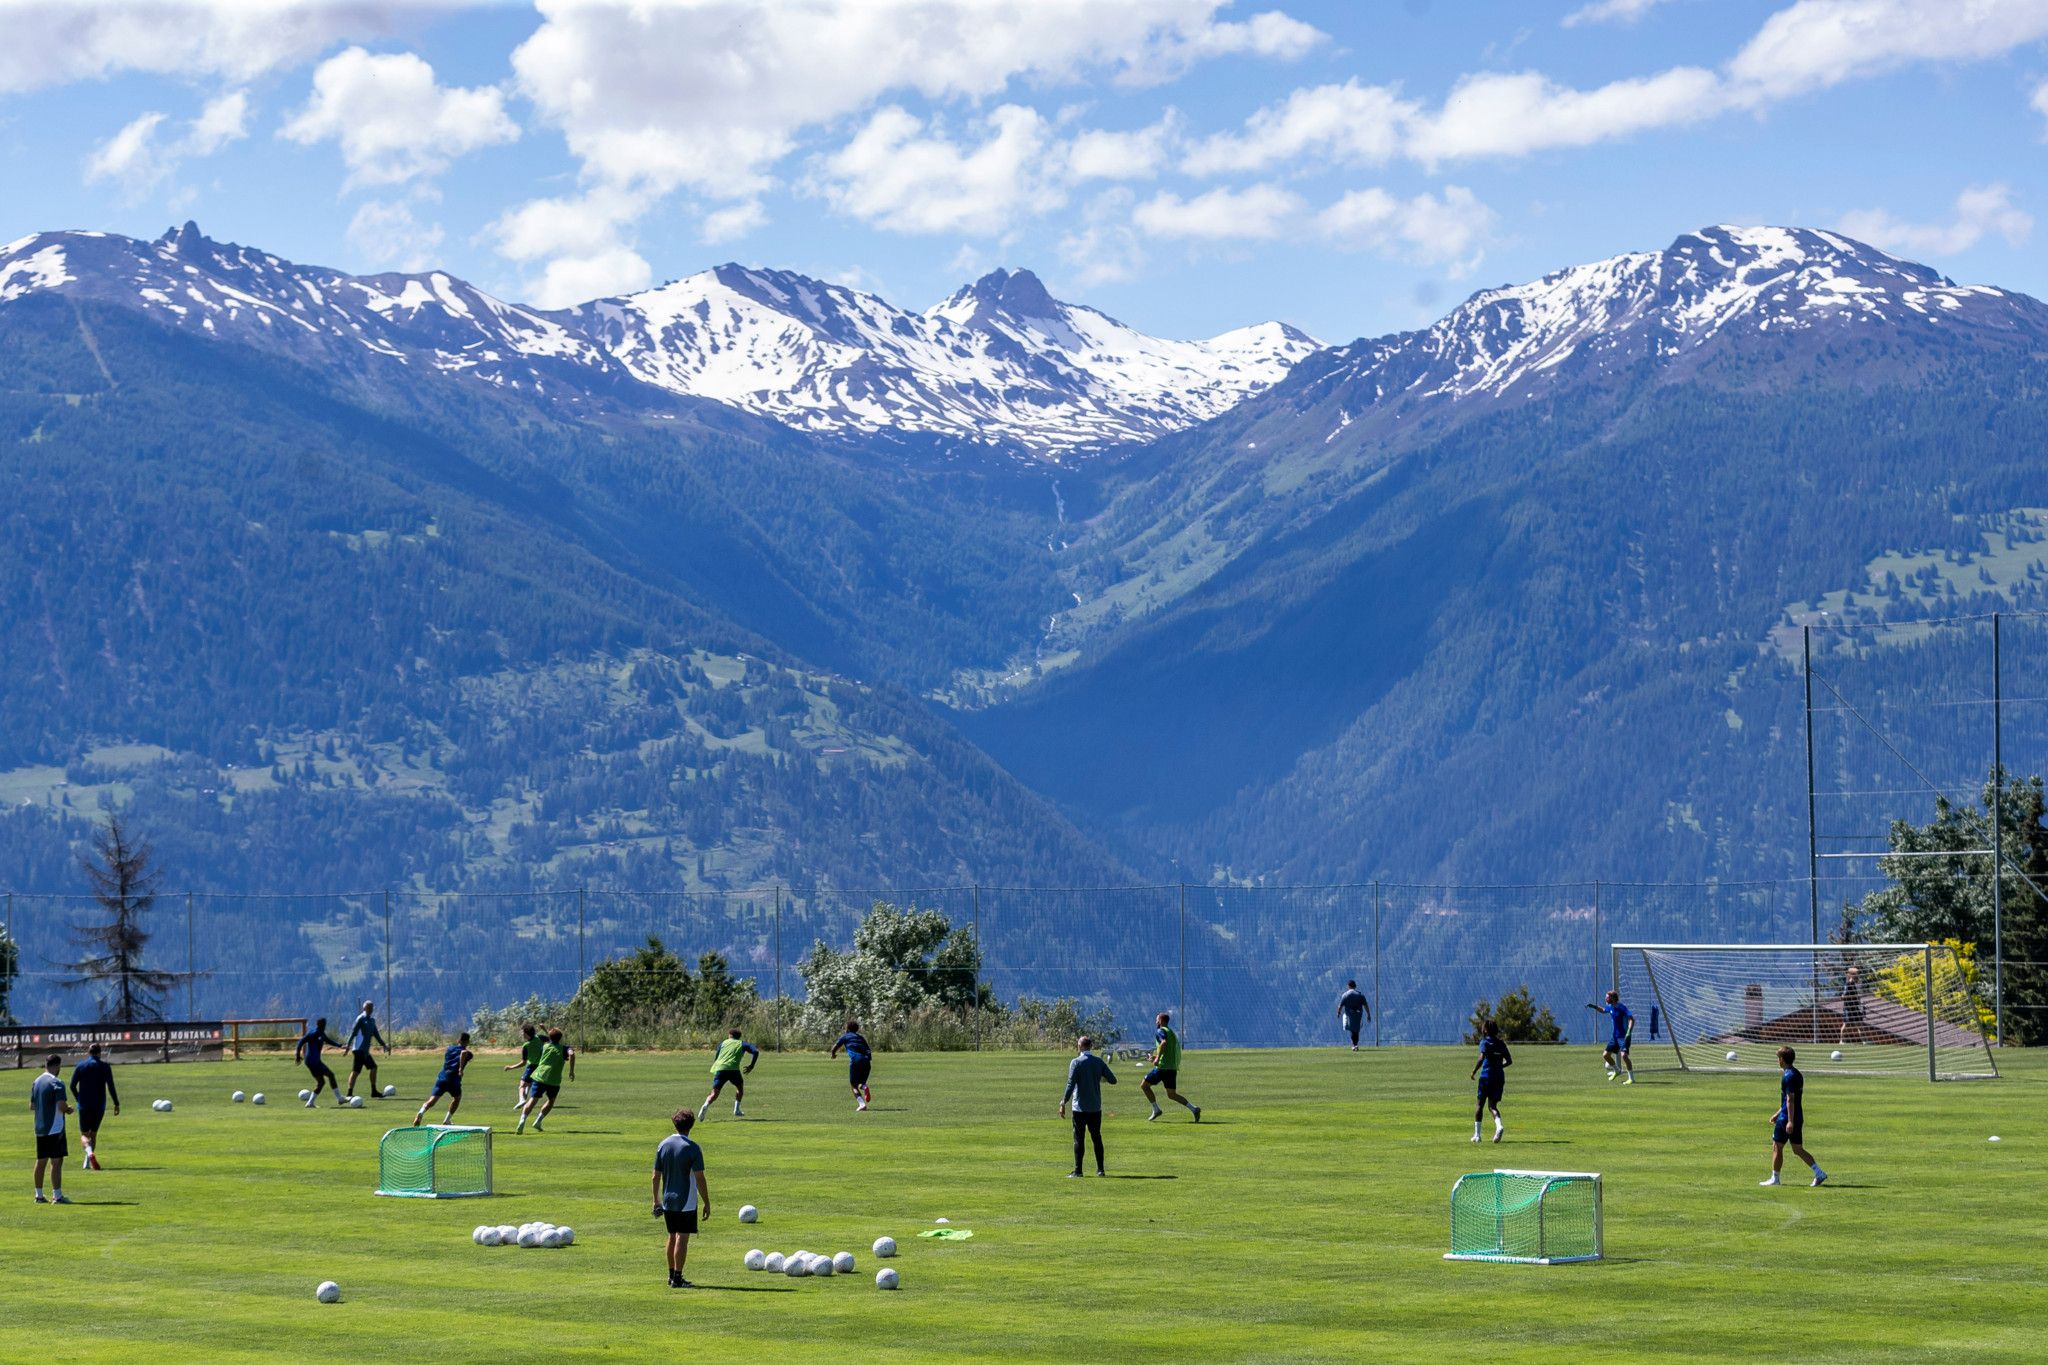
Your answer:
[66,816,176,1023]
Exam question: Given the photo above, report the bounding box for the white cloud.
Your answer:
[1133,183,1303,240]
[2034,78,2048,130]
[487,186,653,307]
[1407,67,1724,163]
[816,104,1063,235]
[346,200,444,272]
[282,47,517,187]
[1727,0,2048,102]
[1836,182,2033,257]
[1067,114,1181,180]
[528,247,653,309]
[84,91,249,197]
[701,201,769,245]
[1059,188,1149,286]
[1315,185,1496,274]
[0,0,407,95]
[1183,79,1415,175]
[1562,0,1677,27]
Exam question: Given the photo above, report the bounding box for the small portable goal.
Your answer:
[1446,1169,1602,1264]
[376,1125,493,1199]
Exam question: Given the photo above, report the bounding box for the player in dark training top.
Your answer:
[1470,1018,1512,1143]
[295,1018,346,1107]
[1760,1046,1828,1187]
[68,1043,120,1170]
[414,1032,475,1126]
[830,1020,873,1111]
[1586,989,1635,1084]
[1336,981,1371,1050]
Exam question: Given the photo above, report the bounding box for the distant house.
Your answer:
[1711,982,1982,1049]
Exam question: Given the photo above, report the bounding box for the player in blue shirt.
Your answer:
[1586,990,1636,1084]
[294,1017,345,1107]
[1761,1046,1828,1187]
[68,1043,121,1170]
[829,1020,873,1112]
[31,1053,73,1203]
[413,1032,475,1127]
[1470,1018,1512,1143]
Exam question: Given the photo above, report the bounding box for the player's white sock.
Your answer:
[1149,1103,1162,1118]
[1810,1167,1827,1186]
[1759,1174,1780,1186]
[733,1101,743,1116]
[1472,1123,1481,1140]
[515,1114,526,1133]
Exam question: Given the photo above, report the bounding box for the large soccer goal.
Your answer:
[376,1125,494,1198]
[1445,1170,1602,1265]
[1611,943,1998,1081]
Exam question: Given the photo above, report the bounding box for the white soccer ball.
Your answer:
[558,1227,574,1246]
[833,1252,856,1274]
[154,1099,172,1112]
[544,1228,570,1248]
[350,1095,366,1108]
[875,1268,900,1290]
[1830,1050,1844,1061]
[382,1084,396,1097]
[872,1236,897,1258]
[299,1089,313,1102]
[812,1256,834,1277]
[744,1249,767,1271]
[315,1281,341,1304]
[738,1204,759,1223]
[496,1225,519,1243]
[763,1253,786,1273]
[472,1226,489,1245]
[478,1227,503,1246]
[251,1093,266,1105]
[517,1228,544,1248]
[783,1256,808,1277]
[1989,1135,2002,1143]
[1725,1051,1739,1062]
[232,1091,246,1103]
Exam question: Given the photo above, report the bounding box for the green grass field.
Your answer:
[3,1046,2043,1362]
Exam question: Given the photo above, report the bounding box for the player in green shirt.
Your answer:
[1141,1010,1201,1122]
[503,1024,546,1110]
[696,1028,760,1121]
[515,1029,574,1134]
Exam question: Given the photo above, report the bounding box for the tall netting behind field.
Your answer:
[1614,942,1997,1079]
[189,894,379,1020]
[1377,884,1596,1043]
[580,889,779,1011]
[1186,885,1376,1047]
[979,886,1180,1051]
[388,892,579,1028]
[6,895,126,1023]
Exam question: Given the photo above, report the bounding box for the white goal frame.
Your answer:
[1611,942,1997,1081]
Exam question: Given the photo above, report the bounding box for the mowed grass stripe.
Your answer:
[1,1047,2042,1362]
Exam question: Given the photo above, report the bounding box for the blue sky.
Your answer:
[4,0,2047,344]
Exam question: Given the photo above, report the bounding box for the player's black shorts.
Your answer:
[1773,1116,1802,1146]
[306,1060,337,1083]
[430,1078,462,1100]
[77,1105,106,1134]
[36,1133,68,1160]
[1477,1075,1505,1104]
[849,1059,871,1088]
[663,1208,699,1235]
[710,1068,744,1092]
[530,1081,561,1101]
[352,1048,376,1068]
[1145,1067,1177,1088]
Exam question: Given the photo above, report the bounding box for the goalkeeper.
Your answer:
[1586,990,1635,1084]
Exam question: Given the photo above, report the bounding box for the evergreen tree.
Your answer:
[67,816,176,1022]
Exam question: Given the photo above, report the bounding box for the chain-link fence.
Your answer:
[4,876,1947,1048]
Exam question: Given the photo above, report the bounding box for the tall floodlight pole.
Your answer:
[1804,626,1819,946]
[1992,612,2004,1047]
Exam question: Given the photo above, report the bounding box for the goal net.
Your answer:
[377,1125,494,1198]
[1445,1170,1602,1265]
[1611,943,1997,1080]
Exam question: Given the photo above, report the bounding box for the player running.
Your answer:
[343,999,388,1101]
[652,1108,710,1289]
[515,1028,575,1134]
[1141,1011,1200,1122]
[1586,989,1635,1083]
[697,1028,758,1120]
[1470,1018,1512,1142]
[830,1020,873,1111]
[295,1017,346,1107]
[1337,980,1371,1050]
[413,1032,475,1126]
[503,1023,545,1109]
[68,1043,120,1170]
[1059,1034,1118,1177]
[31,1054,73,1204]
[1760,1046,1828,1187]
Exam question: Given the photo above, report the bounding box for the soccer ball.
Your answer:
[472,1226,490,1245]
[518,1227,545,1248]
[299,1089,313,1102]
[152,1099,171,1112]
[783,1256,808,1277]
[542,1228,569,1248]
[833,1252,856,1274]
[348,1095,365,1108]
[1830,1050,1844,1061]
[1725,1051,1739,1062]
[744,1249,766,1271]
[763,1253,786,1273]
[496,1225,518,1243]
[738,1204,759,1223]
[875,1268,900,1290]
[251,1093,266,1105]
[232,1091,246,1103]
[315,1281,341,1304]
[558,1227,574,1246]
[872,1236,897,1257]
[813,1256,835,1277]
[477,1227,503,1246]
[382,1084,396,1097]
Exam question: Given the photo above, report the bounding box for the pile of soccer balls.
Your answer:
[741,1233,899,1288]
[474,1222,575,1249]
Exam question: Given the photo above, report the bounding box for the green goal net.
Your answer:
[1446,1169,1602,1264]
[377,1125,493,1199]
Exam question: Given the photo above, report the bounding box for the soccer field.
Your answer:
[2,1046,2042,1363]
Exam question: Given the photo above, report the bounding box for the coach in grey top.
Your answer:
[31,1053,72,1204]
[1057,1036,1118,1178]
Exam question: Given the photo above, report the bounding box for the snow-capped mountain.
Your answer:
[0,224,1319,455]
[1295,225,2044,423]
[563,263,1319,455]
